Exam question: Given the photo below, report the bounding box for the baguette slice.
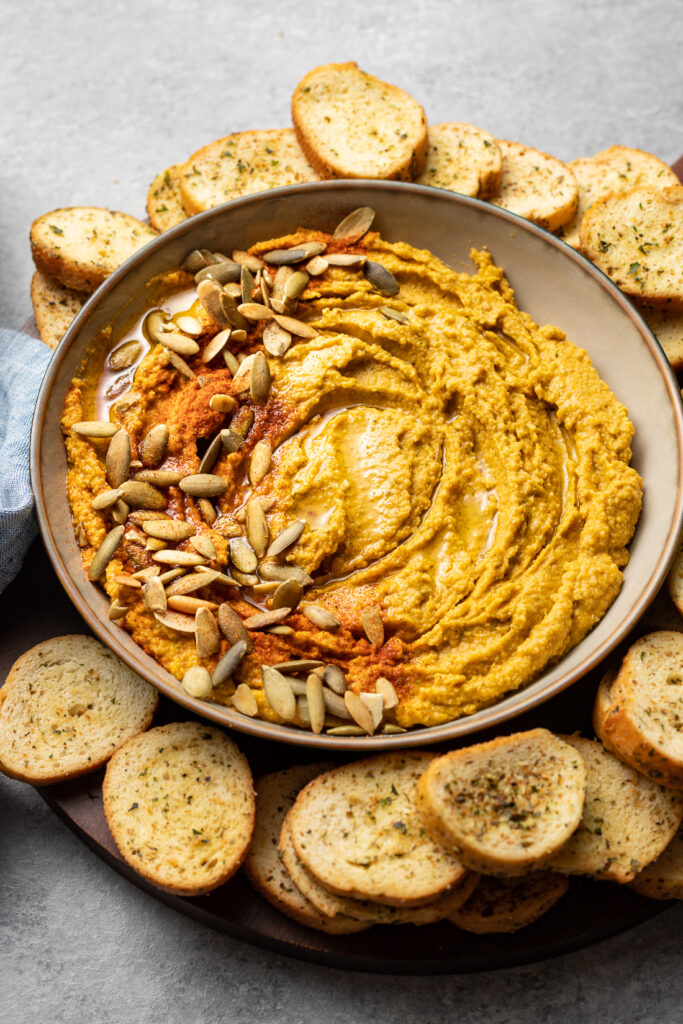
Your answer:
[415,729,586,876]
[629,826,683,899]
[414,123,502,198]
[561,146,679,248]
[291,62,428,181]
[103,721,254,896]
[30,270,86,349]
[287,752,467,907]
[449,872,569,934]
[280,813,478,925]
[593,631,683,788]
[549,735,683,882]
[639,305,683,372]
[0,635,158,785]
[244,763,369,934]
[579,186,683,309]
[179,129,318,216]
[30,207,157,291]
[491,140,578,231]
[666,540,683,617]
[146,164,188,232]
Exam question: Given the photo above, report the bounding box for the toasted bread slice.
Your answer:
[629,826,683,899]
[639,305,683,372]
[579,186,683,309]
[291,62,428,181]
[416,729,586,876]
[30,207,157,291]
[244,763,368,934]
[179,129,318,216]
[414,123,502,199]
[287,752,467,907]
[146,164,188,232]
[560,146,679,248]
[666,540,683,617]
[593,632,683,788]
[280,813,478,925]
[549,735,683,882]
[491,140,578,231]
[0,635,158,785]
[103,721,254,896]
[30,270,86,349]
[449,872,569,933]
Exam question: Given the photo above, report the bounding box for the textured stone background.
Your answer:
[2,0,683,1020]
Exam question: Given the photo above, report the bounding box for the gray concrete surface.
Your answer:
[2,0,683,1020]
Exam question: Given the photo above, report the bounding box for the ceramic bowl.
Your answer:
[31,181,683,749]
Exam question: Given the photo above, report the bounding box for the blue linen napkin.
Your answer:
[0,328,51,594]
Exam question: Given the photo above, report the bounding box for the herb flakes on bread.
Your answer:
[146,164,188,232]
[30,270,86,349]
[491,140,578,232]
[414,123,502,198]
[449,872,569,934]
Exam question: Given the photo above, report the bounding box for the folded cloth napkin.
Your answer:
[0,328,51,594]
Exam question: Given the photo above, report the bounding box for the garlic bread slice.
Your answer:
[630,825,683,899]
[449,872,568,933]
[491,140,578,231]
[30,270,86,349]
[639,305,683,372]
[146,164,188,232]
[414,123,502,198]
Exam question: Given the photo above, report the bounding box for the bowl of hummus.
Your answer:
[32,181,683,747]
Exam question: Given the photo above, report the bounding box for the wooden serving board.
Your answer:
[14,157,683,972]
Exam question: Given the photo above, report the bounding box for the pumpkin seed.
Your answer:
[217,603,253,651]
[152,549,207,567]
[105,428,131,487]
[144,309,172,344]
[229,537,258,573]
[159,332,200,357]
[266,520,305,557]
[252,582,279,599]
[197,279,229,327]
[231,405,254,439]
[128,510,169,524]
[302,603,340,630]
[195,261,242,286]
[165,570,220,597]
[263,247,308,265]
[322,687,352,719]
[219,290,249,330]
[91,487,123,511]
[375,677,399,709]
[198,497,217,525]
[88,526,124,580]
[262,321,292,357]
[269,266,295,312]
[379,306,409,325]
[271,659,322,673]
[132,565,161,580]
[324,664,347,695]
[333,206,375,243]
[272,313,318,338]
[243,607,291,629]
[220,428,245,454]
[222,282,242,299]
[195,566,235,587]
[325,253,366,267]
[261,666,296,720]
[108,600,128,621]
[231,683,258,717]
[142,575,167,613]
[231,353,256,394]
[133,469,184,486]
[119,480,167,511]
[202,329,232,364]
[382,723,407,735]
[232,251,263,272]
[360,691,384,729]
[245,500,269,557]
[198,432,225,474]
[195,607,221,659]
[212,639,248,686]
[304,672,326,734]
[182,249,216,273]
[240,265,256,304]
[250,352,271,405]
[326,725,365,736]
[164,350,196,380]
[139,424,169,467]
[231,569,259,586]
[284,270,309,301]
[180,473,227,498]
[174,315,203,336]
[157,568,186,585]
[209,392,237,414]
[111,500,129,525]
[224,349,239,374]
[237,302,272,321]
[269,626,294,635]
[306,255,329,276]
[361,606,384,646]
[108,340,142,371]
[363,260,399,296]
[344,691,376,734]
[142,519,194,542]
[249,440,272,485]
[146,537,166,551]
[271,578,303,611]
[190,534,217,560]
[182,665,213,698]
[259,562,313,586]
[75,523,89,547]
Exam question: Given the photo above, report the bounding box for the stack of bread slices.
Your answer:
[29,61,683,371]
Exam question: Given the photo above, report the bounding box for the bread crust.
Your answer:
[30,270,86,349]
[146,164,188,232]
[415,123,502,199]
[449,872,569,933]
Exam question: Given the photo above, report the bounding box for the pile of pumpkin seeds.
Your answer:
[71,207,407,737]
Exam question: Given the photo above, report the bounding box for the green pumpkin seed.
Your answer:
[133,469,184,487]
[231,570,258,586]
[164,349,196,380]
[231,354,256,395]
[306,255,329,276]
[105,428,131,487]
[250,352,271,405]
[182,249,216,273]
[272,314,318,339]
[139,424,169,467]
[306,673,326,734]
[382,723,407,735]
[221,428,245,454]
[108,600,128,621]
[212,639,248,686]
[375,676,399,709]
[261,666,296,719]
[72,420,120,439]
[155,608,196,633]
[249,440,272,485]
[237,302,272,321]
[262,321,292,357]
[360,606,384,646]
[245,500,269,557]
[240,265,256,304]
[195,607,220,659]
[203,329,232,364]
[332,206,375,243]
[182,665,213,698]
[91,487,123,511]
[284,270,310,301]
[219,290,249,330]
[229,537,258,573]
[272,659,324,673]
[209,392,237,414]
[302,604,340,631]
[266,520,305,557]
[217,603,253,651]
[232,251,263,272]
[108,340,142,371]
[119,480,167,510]
[363,260,399,296]
[325,253,366,267]
[153,549,207,567]
[322,688,351,719]
[195,261,241,286]
[326,725,365,736]
[344,691,375,734]
[174,315,203,336]
[263,247,308,265]
[141,519,195,542]
[180,473,228,498]
[111,499,129,525]
[197,498,217,525]
[324,664,347,695]
[243,607,291,629]
[197,279,229,327]
[231,683,258,716]
[270,579,303,611]
[166,570,220,597]
[190,534,217,560]
[88,525,124,580]
[198,432,225,474]
[258,562,313,586]
[159,332,200,357]
[142,575,167,613]
[379,306,409,325]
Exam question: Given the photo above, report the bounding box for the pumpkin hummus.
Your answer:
[62,228,642,730]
